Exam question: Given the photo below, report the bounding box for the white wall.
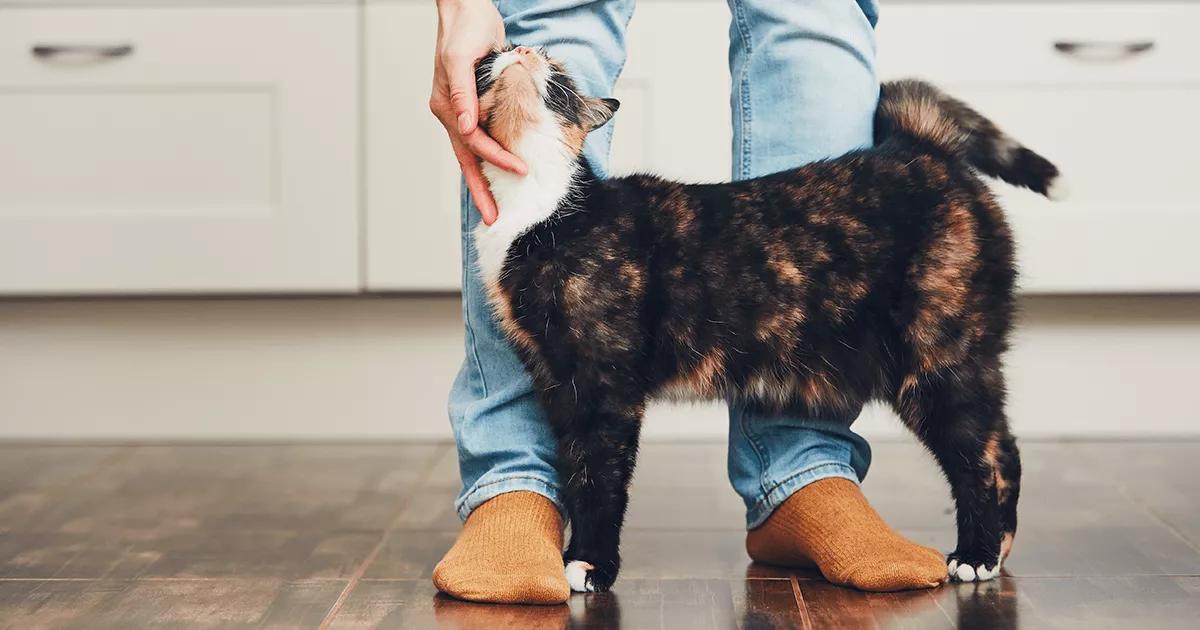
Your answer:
[1,294,1197,440]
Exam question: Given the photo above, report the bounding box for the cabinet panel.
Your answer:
[364,1,462,291]
[0,7,359,294]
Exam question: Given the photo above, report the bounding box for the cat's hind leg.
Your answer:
[892,360,1013,582]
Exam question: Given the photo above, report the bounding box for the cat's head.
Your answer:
[474,46,619,160]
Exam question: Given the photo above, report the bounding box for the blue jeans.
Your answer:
[450,0,879,529]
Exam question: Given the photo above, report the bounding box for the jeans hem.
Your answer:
[745,461,859,529]
[455,475,563,522]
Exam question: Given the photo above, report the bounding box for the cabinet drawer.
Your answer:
[0,7,359,294]
[877,3,1200,86]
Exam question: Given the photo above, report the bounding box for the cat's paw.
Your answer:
[946,551,1002,583]
[564,560,594,592]
[564,559,617,593]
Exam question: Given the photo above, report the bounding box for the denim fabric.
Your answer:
[449,0,879,526]
[725,0,879,527]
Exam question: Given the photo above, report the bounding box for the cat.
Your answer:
[471,44,1062,593]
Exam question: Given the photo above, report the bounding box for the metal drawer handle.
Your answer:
[32,44,134,62]
[1053,40,1155,61]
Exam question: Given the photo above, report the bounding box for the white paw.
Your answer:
[954,563,976,582]
[951,561,999,582]
[565,560,594,593]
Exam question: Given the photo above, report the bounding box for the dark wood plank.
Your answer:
[798,579,954,629]
[359,529,795,581]
[1072,442,1200,549]
[0,444,445,581]
[0,446,126,534]
[936,576,1200,630]
[326,580,571,629]
[619,530,793,580]
[360,532,455,580]
[388,447,462,532]
[34,444,444,534]
[610,578,806,630]
[0,578,345,629]
[328,578,804,630]
[0,529,382,581]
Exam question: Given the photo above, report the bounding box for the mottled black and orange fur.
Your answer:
[477,53,1056,591]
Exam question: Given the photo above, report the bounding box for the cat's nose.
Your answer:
[514,46,535,56]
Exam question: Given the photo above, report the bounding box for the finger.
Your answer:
[452,141,499,225]
[464,162,500,226]
[446,57,480,136]
[462,128,527,175]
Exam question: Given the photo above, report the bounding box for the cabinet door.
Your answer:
[0,7,359,294]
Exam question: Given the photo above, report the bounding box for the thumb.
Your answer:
[447,59,480,136]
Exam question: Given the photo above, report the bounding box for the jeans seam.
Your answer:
[738,408,773,504]
[730,0,754,180]
[460,189,490,399]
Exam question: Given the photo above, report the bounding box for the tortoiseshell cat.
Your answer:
[472,45,1062,593]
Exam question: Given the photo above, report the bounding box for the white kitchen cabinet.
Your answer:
[0,6,360,294]
[365,1,1200,294]
[876,3,1200,293]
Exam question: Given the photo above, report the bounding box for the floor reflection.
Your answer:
[432,592,572,629]
[427,577,1021,630]
[946,578,1019,630]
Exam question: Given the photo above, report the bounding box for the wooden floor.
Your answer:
[1,440,1198,629]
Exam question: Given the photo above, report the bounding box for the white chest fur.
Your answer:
[473,117,578,287]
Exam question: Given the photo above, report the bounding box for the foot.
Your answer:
[746,478,946,592]
[432,491,571,604]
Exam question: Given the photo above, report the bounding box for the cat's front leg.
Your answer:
[549,390,645,593]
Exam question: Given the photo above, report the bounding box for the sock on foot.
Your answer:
[746,478,946,592]
[432,491,570,604]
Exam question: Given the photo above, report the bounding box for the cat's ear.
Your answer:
[581,97,620,131]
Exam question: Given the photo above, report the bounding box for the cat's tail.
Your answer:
[875,79,1066,199]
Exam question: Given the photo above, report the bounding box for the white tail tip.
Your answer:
[1046,175,1070,201]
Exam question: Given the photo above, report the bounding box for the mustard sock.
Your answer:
[746,478,946,592]
[433,491,570,605]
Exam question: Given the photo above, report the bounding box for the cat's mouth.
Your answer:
[490,47,550,94]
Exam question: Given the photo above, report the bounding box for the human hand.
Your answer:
[430,0,527,225]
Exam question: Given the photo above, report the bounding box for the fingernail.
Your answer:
[457,112,472,135]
